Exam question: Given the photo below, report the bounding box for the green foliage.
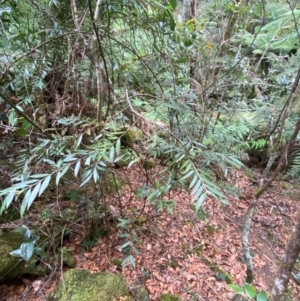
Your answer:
[228,283,268,301]
[1,0,300,290]
[238,3,300,53]
[158,293,182,301]
[10,225,43,262]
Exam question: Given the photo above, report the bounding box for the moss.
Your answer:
[59,248,76,268]
[120,130,134,148]
[105,174,125,192]
[200,256,233,284]
[142,160,155,170]
[110,258,123,268]
[24,258,52,276]
[158,293,182,301]
[131,285,149,301]
[47,269,132,301]
[0,232,25,281]
[206,224,217,235]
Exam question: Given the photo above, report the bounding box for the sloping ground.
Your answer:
[0,167,300,301]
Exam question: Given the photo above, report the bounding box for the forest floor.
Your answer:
[0,165,300,301]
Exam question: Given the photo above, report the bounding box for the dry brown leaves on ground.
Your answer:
[1,167,300,301]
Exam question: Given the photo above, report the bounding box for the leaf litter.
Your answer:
[0,167,300,301]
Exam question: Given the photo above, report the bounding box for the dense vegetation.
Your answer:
[1,0,300,300]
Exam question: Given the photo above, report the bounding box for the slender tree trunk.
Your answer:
[241,67,300,287]
[271,211,300,301]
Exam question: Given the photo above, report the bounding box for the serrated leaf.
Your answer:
[39,176,51,196]
[257,291,268,301]
[244,283,256,299]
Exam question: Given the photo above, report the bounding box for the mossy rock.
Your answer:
[158,293,182,301]
[131,285,150,301]
[0,231,54,282]
[0,232,25,281]
[47,269,132,301]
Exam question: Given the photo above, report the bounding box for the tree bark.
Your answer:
[271,211,300,301]
[241,67,300,286]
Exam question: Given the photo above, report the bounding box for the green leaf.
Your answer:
[63,155,76,162]
[74,160,81,177]
[20,189,31,217]
[81,170,93,186]
[56,165,69,185]
[191,179,201,197]
[116,139,121,155]
[10,248,23,258]
[109,146,115,163]
[122,254,135,268]
[39,175,51,196]
[169,0,177,10]
[27,182,41,209]
[29,174,50,178]
[188,174,198,190]
[56,171,61,186]
[244,283,256,299]
[2,191,15,211]
[85,157,91,165]
[180,170,194,181]
[257,291,268,301]
[195,192,206,211]
[228,284,244,294]
[192,184,204,202]
[20,241,34,261]
[75,134,83,150]
[93,168,99,183]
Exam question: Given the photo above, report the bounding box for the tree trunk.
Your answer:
[271,211,300,301]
